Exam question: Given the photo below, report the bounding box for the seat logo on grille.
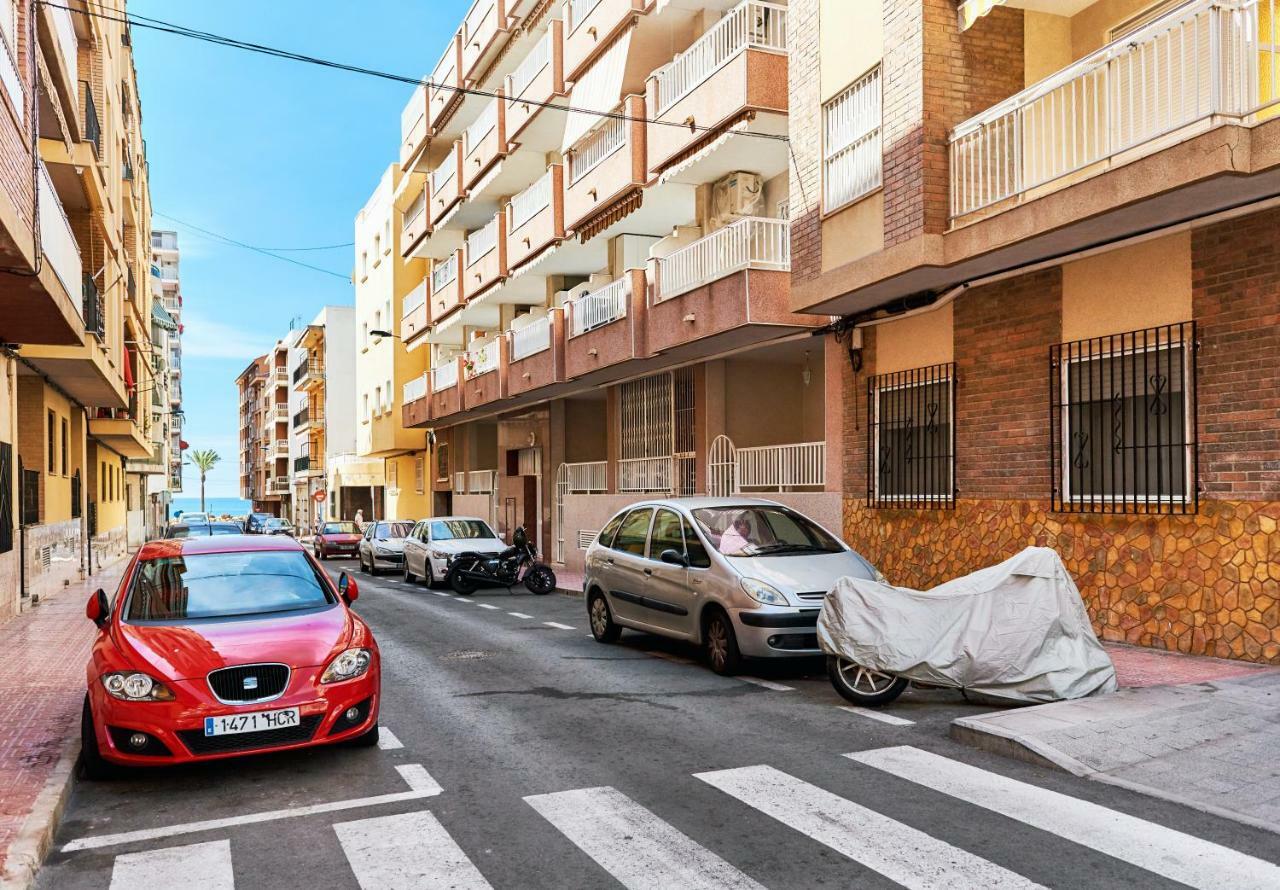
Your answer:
[243,676,259,691]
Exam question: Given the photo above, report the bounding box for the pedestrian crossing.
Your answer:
[101,745,1280,890]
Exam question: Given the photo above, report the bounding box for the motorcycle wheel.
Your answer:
[447,560,481,596]
[524,563,556,595]
[826,656,909,707]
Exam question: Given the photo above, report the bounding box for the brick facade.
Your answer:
[787,0,822,282]
[0,0,35,244]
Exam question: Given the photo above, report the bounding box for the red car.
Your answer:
[313,520,363,560]
[80,535,380,777]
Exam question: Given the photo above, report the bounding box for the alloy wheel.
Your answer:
[837,659,898,695]
[707,620,728,670]
[590,598,609,636]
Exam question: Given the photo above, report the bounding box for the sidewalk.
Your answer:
[953,643,1280,833]
[0,557,128,889]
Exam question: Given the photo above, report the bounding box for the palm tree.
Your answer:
[188,449,221,512]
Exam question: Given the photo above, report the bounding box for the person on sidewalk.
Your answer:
[354,508,365,531]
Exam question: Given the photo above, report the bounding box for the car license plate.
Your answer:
[204,707,300,737]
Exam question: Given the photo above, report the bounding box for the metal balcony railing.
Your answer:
[37,163,80,298]
[452,470,466,494]
[510,168,553,231]
[403,279,428,316]
[569,108,626,184]
[656,217,789,302]
[432,149,458,194]
[403,374,428,404]
[509,30,552,100]
[402,187,427,239]
[467,341,499,377]
[82,274,104,338]
[566,460,606,492]
[467,469,496,494]
[618,456,673,493]
[569,277,628,337]
[567,0,604,33]
[293,407,310,427]
[464,98,498,154]
[510,314,551,360]
[466,217,499,264]
[433,361,459,391]
[82,83,101,157]
[432,253,458,293]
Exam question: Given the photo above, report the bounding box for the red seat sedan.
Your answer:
[313,520,363,560]
[80,535,380,777]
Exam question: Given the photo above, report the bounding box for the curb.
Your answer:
[0,737,79,890]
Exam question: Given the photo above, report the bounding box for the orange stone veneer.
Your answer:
[844,498,1280,665]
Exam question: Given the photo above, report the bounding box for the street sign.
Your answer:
[313,490,327,503]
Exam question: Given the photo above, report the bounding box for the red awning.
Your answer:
[123,349,135,391]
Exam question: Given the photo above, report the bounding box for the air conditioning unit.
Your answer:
[710,172,764,230]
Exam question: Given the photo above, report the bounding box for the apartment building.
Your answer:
[395,0,831,570]
[237,338,294,515]
[783,0,1280,664]
[151,230,184,495]
[0,0,156,616]
[355,166,430,523]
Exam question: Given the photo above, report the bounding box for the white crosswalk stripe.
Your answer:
[525,786,765,890]
[334,810,492,889]
[375,727,403,750]
[109,839,234,890]
[838,705,914,726]
[849,746,1280,890]
[695,764,1044,889]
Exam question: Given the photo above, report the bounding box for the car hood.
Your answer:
[732,551,876,597]
[115,606,352,680]
[371,538,406,552]
[321,534,362,544]
[428,538,506,555]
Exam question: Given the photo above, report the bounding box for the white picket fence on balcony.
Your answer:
[618,456,673,493]
[403,374,428,404]
[569,277,629,336]
[510,169,553,231]
[467,469,496,494]
[465,98,498,153]
[653,1,789,117]
[510,314,552,360]
[38,163,80,299]
[432,253,458,293]
[950,0,1275,219]
[567,460,607,492]
[469,342,499,376]
[509,30,551,100]
[50,3,78,108]
[453,471,466,494]
[432,149,458,194]
[656,217,790,302]
[433,361,459,391]
[467,217,499,263]
[403,280,427,317]
[707,435,826,495]
[569,108,626,184]
[567,0,604,32]
[402,187,427,237]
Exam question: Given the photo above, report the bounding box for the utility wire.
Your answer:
[154,212,351,280]
[38,0,792,144]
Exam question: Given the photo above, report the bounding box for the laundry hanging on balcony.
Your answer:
[561,27,633,153]
[957,0,1006,31]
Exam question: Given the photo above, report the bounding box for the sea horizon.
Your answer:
[170,496,253,517]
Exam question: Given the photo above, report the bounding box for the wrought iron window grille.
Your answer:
[866,363,956,509]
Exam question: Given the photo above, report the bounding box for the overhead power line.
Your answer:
[155,212,351,280]
[38,0,791,144]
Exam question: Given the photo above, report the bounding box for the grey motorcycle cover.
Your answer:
[817,547,1117,703]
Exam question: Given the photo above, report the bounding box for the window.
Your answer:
[0,442,12,554]
[60,418,68,475]
[611,509,652,556]
[437,443,449,481]
[598,511,626,549]
[362,323,369,348]
[385,380,392,412]
[362,394,369,422]
[1051,323,1196,514]
[823,66,882,212]
[414,455,424,493]
[387,459,398,488]
[373,233,382,259]
[47,411,55,472]
[649,509,684,560]
[867,364,955,508]
[374,387,382,416]
[360,251,368,278]
[374,309,382,333]
[681,518,711,569]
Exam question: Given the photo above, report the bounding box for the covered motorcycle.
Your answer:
[818,546,1117,706]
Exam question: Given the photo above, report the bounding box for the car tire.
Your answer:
[404,562,416,584]
[826,656,909,707]
[703,609,742,676]
[348,721,380,748]
[78,696,119,781]
[588,591,621,643]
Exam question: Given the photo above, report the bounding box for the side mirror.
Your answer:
[85,588,109,627]
[659,549,688,568]
[338,572,359,604]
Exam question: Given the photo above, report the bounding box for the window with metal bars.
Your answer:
[823,66,882,212]
[1050,322,1197,514]
[867,364,956,508]
[0,443,12,553]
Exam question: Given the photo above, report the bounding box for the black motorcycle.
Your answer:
[446,525,557,596]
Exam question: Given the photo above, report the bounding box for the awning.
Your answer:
[123,348,135,391]
[151,301,178,332]
[958,0,1009,31]
[561,27,633,153]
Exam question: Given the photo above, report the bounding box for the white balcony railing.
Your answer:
[274,404,289,421]
[656,217,789,302]
[468,341,499,376]
[463,0,496,43]
[510,314,552,360]
[566,460,607,492]
[653,1,789,117]
[433,361,459,391]
[510,168,553,231]
[403,279,427,316]
[950,0,1274,219]
[50,2,78,107]
[432,253,459,294]
[432,149,458,194]
[403,374,428,404]
[401,83,426,143]
[569,277,629,337]
[468,469,496,494]
[618,456,672,493]
[465,98,498,154]
[568,0,605,33]
[569,109,626,184]
[509,30,552,100]
[403,187,427,237]
[37,163,81,299]
[738,441,825,490]
[467,217,499,263]
[453,470,466,494]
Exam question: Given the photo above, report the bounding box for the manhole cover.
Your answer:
[441,649,494,661]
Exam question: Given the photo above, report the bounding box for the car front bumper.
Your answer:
[731,607,824,658]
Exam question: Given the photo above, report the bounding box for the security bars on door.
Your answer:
[1050,323,1197,515]
[867,363,956,508]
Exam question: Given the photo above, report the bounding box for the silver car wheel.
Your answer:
[837,658,898,694]
[707,621,728,667]
[589,598,609,636]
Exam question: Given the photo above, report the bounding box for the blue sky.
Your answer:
[132,0,469,496]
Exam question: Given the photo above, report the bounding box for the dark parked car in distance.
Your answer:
[263,518,296,537]
[164,522,244,539]
[244,512,276,534]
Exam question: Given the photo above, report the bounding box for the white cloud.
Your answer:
[180,311,275,361]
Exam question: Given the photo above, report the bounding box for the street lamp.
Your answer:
[369,329,399,340]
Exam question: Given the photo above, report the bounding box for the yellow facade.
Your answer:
[384,453,432,522]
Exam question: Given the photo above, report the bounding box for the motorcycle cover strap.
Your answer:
[817,547,1117,704]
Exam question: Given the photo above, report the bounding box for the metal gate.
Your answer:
[0,443,12,554]
[708,434,737,496]
[554,463,568,564]
[517,447,542,554]
[617,368,696,495]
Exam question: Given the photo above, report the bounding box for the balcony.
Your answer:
[564,0,646,82]
[84,84,101,158]
[89,408,150,458]
[293,360,324,389]
[82,275,104,339]
[273,438,290,458]
[565,270,646,380]
[461,0,509,84]
[430,250,465,325]
[401,278,430,344]
[403,373,432,428]
[428,34,464,137]
[274,403,289,422]
[429,140,464,227]
[293,407,311,431]
[430,358,463,419]
[464,214,506,300]
[505,21,567,151]
[274,367,288,386]
[506,165,565,271]
[462,96,507,190]
[38,0,79,130]
[273,476,291,495]
[463,336,505,408]
[401,182,429,256]
[645,1,789,178]
[507,310,565,398]
[565,95,646,232]
[400,83,430,170]
[403,374,428,405]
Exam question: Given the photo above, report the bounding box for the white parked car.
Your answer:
[402,517,507,585]
[358,521,415,575]
[583,498,883,674]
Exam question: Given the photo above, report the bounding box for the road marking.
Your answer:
[848,746,1280,890]
[334,810,491,889]
[837,705,915,726]
[544,621,576,630]
[737,677,794,692]
[695,764,1043,890]
[525,786,765,890]
[430,591,450,597]
[376,727,404,750]
[109,839,233,889]
[476,603,500,610]
[508,612,533,619]
[63,764,443,852]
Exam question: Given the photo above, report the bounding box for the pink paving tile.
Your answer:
[1105,642,1279,688]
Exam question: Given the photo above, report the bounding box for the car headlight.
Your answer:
[428,549,450,561]
[321,648,373,684]
[101,672,175,702]
[740,578,790,607]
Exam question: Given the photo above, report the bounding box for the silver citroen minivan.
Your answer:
[583,498,882,673]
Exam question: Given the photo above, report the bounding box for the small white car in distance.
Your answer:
[402,516,508,585]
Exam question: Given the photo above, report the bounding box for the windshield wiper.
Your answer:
[750,543,828,555]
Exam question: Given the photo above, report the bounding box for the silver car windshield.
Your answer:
[375,522,413,540]
[691,506,844,557]
[430,519,495,540]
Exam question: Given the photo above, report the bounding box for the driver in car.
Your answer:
[718,513,755,555]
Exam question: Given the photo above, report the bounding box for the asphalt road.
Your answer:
[37,559,1280,889]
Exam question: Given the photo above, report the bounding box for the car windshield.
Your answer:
[322,522,358,535]
[267,519,290,528]
[375,522,413,540]
[124,550,334,622]
[209,524,242,536]
[691,506,844,557]
[168,524,209,538]
[430,519,494,540]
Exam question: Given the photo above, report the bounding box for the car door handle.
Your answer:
[643,568,653,576]
[605,557,615,564]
